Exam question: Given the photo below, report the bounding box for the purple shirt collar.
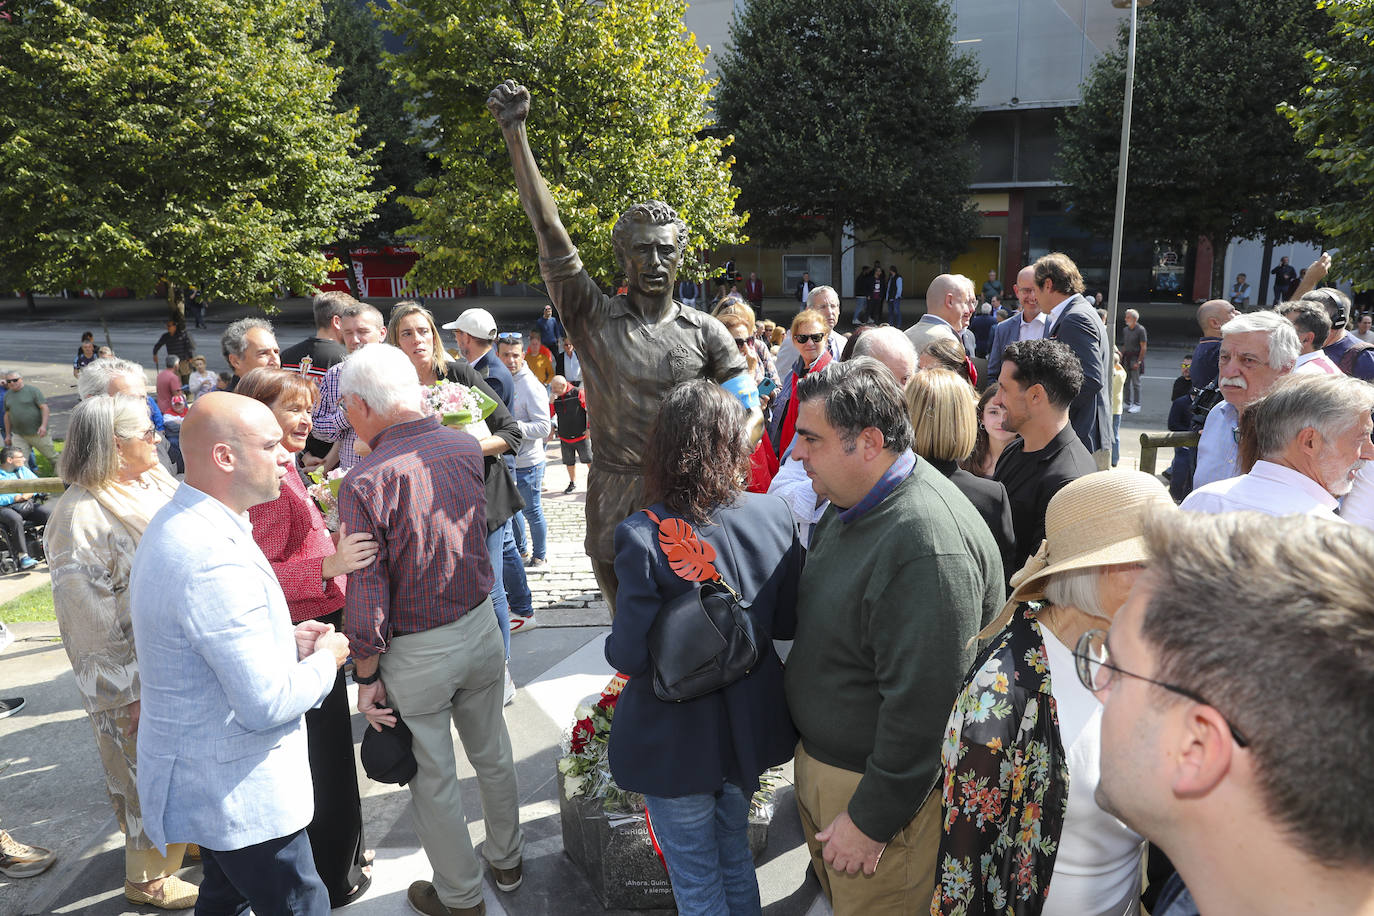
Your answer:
[837,450,916,524]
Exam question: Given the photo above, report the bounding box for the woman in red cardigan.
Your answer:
[236,368,380,907]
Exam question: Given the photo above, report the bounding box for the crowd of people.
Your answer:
[3,231,1374,916]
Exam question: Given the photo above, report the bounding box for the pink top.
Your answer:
[248,466,346,623]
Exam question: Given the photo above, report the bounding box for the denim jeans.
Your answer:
[484,525,512,659]
[886,298,901,327]
[512,463,547,561]
[501,523,532,619]
[642,783,760,916]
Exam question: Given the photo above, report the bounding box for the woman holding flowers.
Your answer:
[605,381,804,916]
[235,368,379,907]
[385,302,526,674]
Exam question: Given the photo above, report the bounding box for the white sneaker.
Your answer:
[503,665,516,707]
[1127,404,1142,413]
[510,613,538,634]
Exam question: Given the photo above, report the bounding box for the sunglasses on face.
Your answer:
[733,337,749,348]
[794,332,825,344]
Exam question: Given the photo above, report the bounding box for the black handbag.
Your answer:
[641,510,761,702]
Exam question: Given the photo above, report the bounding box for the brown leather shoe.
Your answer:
[406,880,485,916]
[490,859,523,892]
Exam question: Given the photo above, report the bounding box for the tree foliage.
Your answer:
[713,0,982,277]
[312,0,430,243]
[380,0,746,291]
[0,0,382,310]
[1281,0,1374,288]
[1059,0,1329,261]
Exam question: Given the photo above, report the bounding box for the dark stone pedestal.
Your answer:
[557,769,772,911]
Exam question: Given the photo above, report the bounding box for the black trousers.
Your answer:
[304,609,370,907]
[0,499,51,558]
[198,829,329,916]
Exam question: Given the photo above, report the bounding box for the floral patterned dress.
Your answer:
[931,603,1070,916]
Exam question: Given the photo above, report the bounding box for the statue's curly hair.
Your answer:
[611,201,688,272]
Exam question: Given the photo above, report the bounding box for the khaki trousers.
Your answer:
[794,742,941,916]
[380,599,524,909]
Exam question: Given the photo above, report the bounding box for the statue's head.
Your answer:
[612,201,688,299]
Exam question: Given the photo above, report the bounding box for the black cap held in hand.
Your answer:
[360,713,417,786]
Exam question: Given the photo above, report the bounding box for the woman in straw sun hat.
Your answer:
[930,470,1176,916]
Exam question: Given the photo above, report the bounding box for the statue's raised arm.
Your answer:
[488,80,575,263]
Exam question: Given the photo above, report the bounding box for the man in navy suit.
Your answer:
[986,265,1046,381]
[1033,253,1112,467]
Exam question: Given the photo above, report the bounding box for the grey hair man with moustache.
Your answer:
[905,274,975,356]
[775,286,847,371]
[1090,511,1374,916]
[1193,311,1300,488]
[1183,374,1374,518]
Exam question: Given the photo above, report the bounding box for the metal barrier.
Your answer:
[0,477,67,496]
[1137,431,1199,475]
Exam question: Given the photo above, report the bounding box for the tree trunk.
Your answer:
[166,282,186,324]
[1257,237,1274,308]
[340,246,362,299]
[830,224,844,316]
[1209,235,1228,302]
[24,290,35,311]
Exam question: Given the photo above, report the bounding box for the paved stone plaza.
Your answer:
[0,299,1189,915]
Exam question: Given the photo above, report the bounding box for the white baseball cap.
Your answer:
[441,308,497,340]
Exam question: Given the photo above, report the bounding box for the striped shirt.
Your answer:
[341,416,492,658]
[311,361,361,471]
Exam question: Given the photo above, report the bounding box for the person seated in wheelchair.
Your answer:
[0,446,51,570]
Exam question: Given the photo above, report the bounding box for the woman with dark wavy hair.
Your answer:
[604,381,804,915]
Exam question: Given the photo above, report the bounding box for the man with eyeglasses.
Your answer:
[1083,510,1374,916]
[2,372,56,470]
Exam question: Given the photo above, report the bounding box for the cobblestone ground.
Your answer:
[518,444,611,626]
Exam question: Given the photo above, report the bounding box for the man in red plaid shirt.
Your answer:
[338,344,524,916]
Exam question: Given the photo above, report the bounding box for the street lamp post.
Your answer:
[1105,0,1151,354]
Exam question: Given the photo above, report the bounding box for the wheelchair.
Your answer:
[0,504,48,575]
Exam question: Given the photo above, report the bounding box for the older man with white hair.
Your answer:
[338,344,523,916]
[1193,311,1300,488]
[1183,374,1374,518]
[905,274,975,356]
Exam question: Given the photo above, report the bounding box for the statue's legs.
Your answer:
[584,463,646,622]
[591,559,619,621]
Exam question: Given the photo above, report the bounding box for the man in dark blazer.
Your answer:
[1033,253,1112,467]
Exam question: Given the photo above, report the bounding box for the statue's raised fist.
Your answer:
[488,80,531,128]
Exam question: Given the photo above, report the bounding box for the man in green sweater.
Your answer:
[785,358,1004,914]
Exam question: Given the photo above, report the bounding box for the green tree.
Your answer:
[379,0,746,292]
[0,0,382,316]
[313,0,431,244]
[713,0,982,285]
[1058,0,1329,296]
[1281,0,1374,289]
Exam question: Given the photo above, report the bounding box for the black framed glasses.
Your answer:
[794,332,825,344]
[1073,629,1250,748]
[732,337,749,348]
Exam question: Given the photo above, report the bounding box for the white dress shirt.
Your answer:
[1018,312,1048,341]
[1294,350,1341,375]
[1181,459,1340,518]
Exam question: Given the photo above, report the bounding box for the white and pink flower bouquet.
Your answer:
[306,467,348,531]
[422,380,497,439]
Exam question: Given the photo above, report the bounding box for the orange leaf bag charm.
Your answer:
[649,514,718,582]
